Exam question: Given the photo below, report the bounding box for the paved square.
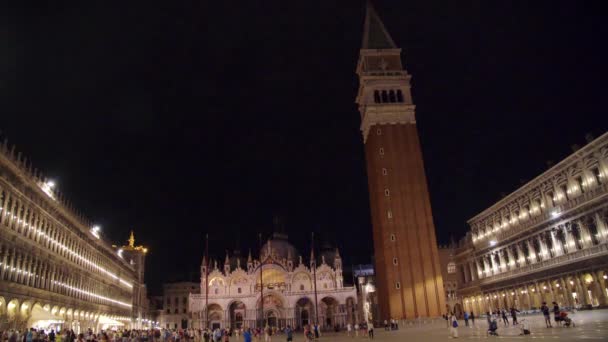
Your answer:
[309,310,608,341]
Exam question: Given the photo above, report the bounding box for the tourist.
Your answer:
[485,312,491,327]
[552,302,561,326]
[284,326,292,342]
[470,312,475,327]
[212,329,222,342]
[263,326,271,342]
[346,323,352,337]
[450,313,459,338]
[541,302,552,328]
[313,324,319,340]
[383,320,388,331]
[367,323,374,340]
[463,311,469,327]
[510,307,519,325]
[303,326,313,342]
[501,309,509,326]
[353,323,359,338]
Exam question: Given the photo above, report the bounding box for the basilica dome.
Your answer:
[260,232,299,262]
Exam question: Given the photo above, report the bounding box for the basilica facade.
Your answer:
[189,232,357,330]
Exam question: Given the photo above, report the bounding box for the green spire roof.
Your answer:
[361,1,397,49]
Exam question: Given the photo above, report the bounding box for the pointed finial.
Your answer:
[335,248,341,259]
[129,231,135,248]
[225,251,230,264]
[248,249,252,262]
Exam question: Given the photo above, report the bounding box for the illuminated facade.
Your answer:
[159,282,199,330]
[0,141,149,331]
[189,232,357,330]
[355,2,445,319]
[457,132,608,314]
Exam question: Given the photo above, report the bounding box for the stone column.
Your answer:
[0,243,7,280]
[576,274,590,306]
[498,250,507,273]
[592,272,607,306]
[550,230,563,257]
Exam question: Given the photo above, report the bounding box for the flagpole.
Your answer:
[312,232,319,327]
[205,234,209,330]
[259,233,264,329]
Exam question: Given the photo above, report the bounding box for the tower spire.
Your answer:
[362,1,397,50]
[128,230,135,248]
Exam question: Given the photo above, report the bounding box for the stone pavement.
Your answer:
[307,310,608,340]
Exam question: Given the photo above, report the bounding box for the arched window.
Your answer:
[384,189,390,197]
[390,234,396,241]
[237,287,242,294]
[214,288,219,295]
[396,90,404,102]
[381,90,388,103]
[392,257,398,265]
[379,148,385,155]
[447,262,456,274]
[300,284,305,291]
[382,168,388,175]
[373,90,381,103]
[395,282,401,289]
[389,90,396,103]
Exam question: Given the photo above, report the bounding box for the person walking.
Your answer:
[242,329,251,342]
[450,313,459,339]
[501,309,509,326]
[354,323,359,338]
[541,302,552,328]
[510,307,519,325]
[463,311,469,327]
[284,326,292,342]
[367,323,374,340]
[470,312,475,327]
[346,323,352,338]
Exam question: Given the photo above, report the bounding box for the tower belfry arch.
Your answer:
[355,1,446,319]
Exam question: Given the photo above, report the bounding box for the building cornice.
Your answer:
[360,104,416,142]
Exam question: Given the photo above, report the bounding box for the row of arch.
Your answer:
[0,241,131,308]
[471,141,608,243]
[0,183,134,291]
[463,209,608,284]
[373,90,404,104]
[0,296,130,331]
[195,295,357,330]
[462,270,608,314]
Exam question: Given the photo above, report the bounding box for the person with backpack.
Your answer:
[450,313,459,338]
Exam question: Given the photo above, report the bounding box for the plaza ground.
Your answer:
[306,310,608,341]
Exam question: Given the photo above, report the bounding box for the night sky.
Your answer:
[2,1,607,294]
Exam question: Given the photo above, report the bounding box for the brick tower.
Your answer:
[355,2,446,319]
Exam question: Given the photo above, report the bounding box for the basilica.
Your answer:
[188,231,358,330]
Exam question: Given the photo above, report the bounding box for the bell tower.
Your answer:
[356,1,446,319]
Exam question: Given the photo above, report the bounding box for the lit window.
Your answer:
[390,234,396,242]
[387,210,393,219]
[384,189,390,196]
[447,262,456,274]
[392,258,398,266]
[376,128,382,135]
[382,168,388,175]
[395,282,401,289]
[379,148,384,155]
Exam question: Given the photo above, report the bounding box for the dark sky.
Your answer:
[2,1,607,294]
